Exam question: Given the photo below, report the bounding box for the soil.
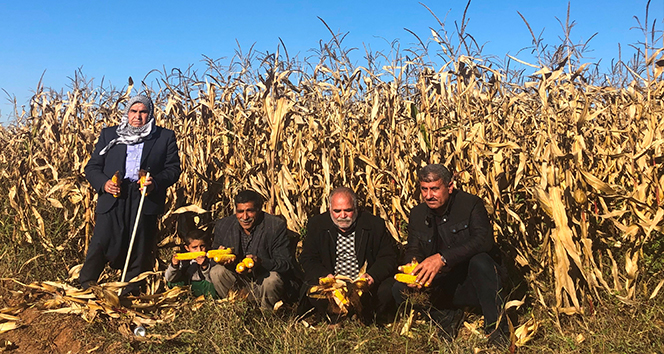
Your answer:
[0,310,87,354]
[0,280,92,354]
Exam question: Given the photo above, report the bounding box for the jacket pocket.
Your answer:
[446,220,470,247]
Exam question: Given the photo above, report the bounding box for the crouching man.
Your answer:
[393,164,507,343]
[210,190,292,310]
[299,187,397,323]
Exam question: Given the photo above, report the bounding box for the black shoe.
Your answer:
[80,280,97,290]
[430,308,464,341]
[487,326,510,349]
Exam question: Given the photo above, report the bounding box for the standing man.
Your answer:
[393,164,507,342]
[210,190,292,310]
[80,95,181,295]
[299,187,397,323]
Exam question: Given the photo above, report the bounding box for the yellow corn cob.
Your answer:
[175,251,206,260]
[176,249,235,262]
[213,254,236,263]
[394,273,429,287]
[207,249,233,257]
[236,263,246,273]
[242,257,254,268]
[319,277,336,287]
[398,259,419,274]
[138,170,149,196]
[111,171,121,198]
[332,289,348,305]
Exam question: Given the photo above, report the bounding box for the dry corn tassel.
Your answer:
[394,273,430,287]
[111,171,121,198]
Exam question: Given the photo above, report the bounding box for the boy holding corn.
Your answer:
[165,229,217,298]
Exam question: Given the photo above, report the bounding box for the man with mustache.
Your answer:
[299,187,398,323]
[393,164,507,344]
[209,190,292,309]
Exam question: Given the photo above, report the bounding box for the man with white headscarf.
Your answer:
[80,95,181,295]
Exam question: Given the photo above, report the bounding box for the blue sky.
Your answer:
[1,0,662,123]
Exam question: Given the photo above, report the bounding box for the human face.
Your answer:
[184,239,207,253]
[420,179,454,212]
[236,201,259,234]
[128,102,150,127]
[330,193,356,232]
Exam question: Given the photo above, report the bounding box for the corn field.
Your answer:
[1,23,664,321]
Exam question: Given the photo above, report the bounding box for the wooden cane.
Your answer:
[119,172,150,295]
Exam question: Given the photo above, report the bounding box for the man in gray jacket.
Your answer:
[209,190,292,309]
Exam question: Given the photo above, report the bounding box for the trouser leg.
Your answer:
[79,211,118,288]
[191,280,219,299]
[249,271,284,310]
[371,278,396,323]
[79,219,109,288]
[210,264,239,298]
[453,253,504,332]
[121,214,157,295]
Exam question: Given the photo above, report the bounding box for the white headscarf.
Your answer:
[99,95,156,156]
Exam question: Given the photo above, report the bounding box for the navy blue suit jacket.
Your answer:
[84,125,181,215]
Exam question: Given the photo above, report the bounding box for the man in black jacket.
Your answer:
[80,95,181,296]
[393,164,506,341]
[299,187,397,322]
[209,190,292,310]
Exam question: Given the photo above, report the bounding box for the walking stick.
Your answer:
[119,172,150,295]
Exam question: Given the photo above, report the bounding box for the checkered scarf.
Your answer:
[98,95,155,156]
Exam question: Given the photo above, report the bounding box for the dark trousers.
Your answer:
[393,253,505,332]
[79,182,158,295]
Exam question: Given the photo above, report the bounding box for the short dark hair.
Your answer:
[418,164,452,184]
[234,190,264,210]
[184,229,211,246]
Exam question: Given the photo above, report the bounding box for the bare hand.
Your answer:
[410,253,445,289]
[245,254,260,273]
[139,176,155,194]
[360,273,374,286]
[217,246,234,265]
[171,254,180,267]
[104,179,120,195]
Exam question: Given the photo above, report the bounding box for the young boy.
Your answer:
[165,229,218,298]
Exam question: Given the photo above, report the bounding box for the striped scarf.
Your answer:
[99,95,155,156]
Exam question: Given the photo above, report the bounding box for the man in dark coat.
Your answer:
[80,95,181,295]
[299,187,397,322]
[393,164,506,342]
[209,190,292,310]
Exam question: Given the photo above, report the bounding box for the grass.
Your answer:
[68,292,664,354]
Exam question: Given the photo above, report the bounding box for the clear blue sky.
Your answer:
[1,0,662,123]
